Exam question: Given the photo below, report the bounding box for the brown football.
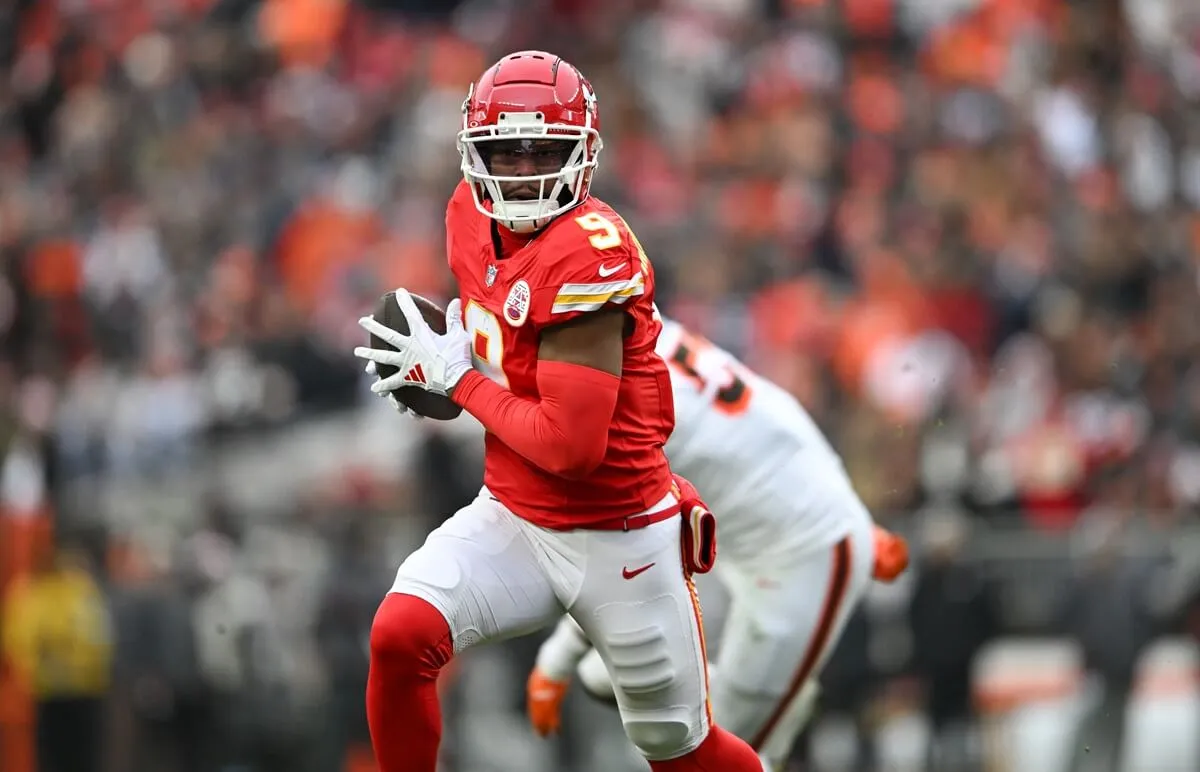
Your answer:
[370,292,464,421]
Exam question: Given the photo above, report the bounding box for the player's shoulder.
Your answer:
[446,181,488,277]
[657,315,682,339]
[532,198,644,285]
[523,200,652,326]
[446,179,478,228]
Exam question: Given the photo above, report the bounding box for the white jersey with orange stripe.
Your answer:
[656,317,858,561]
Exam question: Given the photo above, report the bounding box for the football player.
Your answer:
[525,315,910,770]
[354,52,766,772]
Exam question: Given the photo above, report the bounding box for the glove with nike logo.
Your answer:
[672,473,717,575]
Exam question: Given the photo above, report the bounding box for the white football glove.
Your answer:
[363,361,420,418]
[353,290,473,397]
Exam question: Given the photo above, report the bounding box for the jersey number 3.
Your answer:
[667,333,751,415]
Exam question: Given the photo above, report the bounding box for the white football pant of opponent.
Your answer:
[530,317,907,770]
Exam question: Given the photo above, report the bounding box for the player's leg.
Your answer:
[710,507,876,769]
[367,493,562,772]
[535,615,593,683]
[571,632,798,772]
[571,514,765,771]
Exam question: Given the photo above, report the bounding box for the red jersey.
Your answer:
[446,181,675,529]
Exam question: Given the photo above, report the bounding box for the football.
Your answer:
[370,292,464,421]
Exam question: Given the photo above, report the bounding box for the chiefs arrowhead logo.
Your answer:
[504,280,531,327]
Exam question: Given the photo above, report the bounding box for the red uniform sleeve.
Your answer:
[527,213,646,329]
[451,361,620,480]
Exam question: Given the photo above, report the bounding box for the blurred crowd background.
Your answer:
[2,0,1200,770]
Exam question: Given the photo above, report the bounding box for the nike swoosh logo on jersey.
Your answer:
[622,562,655,580]
[598,263,625,278]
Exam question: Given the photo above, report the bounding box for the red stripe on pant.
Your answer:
[750,536,853,751]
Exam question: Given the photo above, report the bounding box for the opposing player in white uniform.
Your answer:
[527,316,909,770]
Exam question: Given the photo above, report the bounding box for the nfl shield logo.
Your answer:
[485,264,497,287]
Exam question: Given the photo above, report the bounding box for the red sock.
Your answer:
[647,726,764,772]
[366,593,454,772]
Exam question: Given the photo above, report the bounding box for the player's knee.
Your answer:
[605,630,703,758]
[623,717,695,760]
[369,592,453,677]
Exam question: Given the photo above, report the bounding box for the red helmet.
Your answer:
[458,51,602,233]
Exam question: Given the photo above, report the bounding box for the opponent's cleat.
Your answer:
[872,525,910,582]
[526,667,570,736]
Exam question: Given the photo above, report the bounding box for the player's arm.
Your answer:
[449,223,641,479]
[537,310,623,374]
[449,310,623,479]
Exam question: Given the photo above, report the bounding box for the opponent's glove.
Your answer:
[363,361,421,419]
[526,668,570,737]
[354,290,473,397]
[872,525,909,582]
[672,473,717,575]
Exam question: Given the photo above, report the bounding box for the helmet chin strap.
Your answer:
[502,219,541,234]
[493,199,557,233]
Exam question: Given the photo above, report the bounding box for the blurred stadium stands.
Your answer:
[2,0,1200,770]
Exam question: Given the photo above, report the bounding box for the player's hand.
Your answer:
[526,667,570,737]
[354,291,473,397]
[872,525,909,582]
[363,362,422,419]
